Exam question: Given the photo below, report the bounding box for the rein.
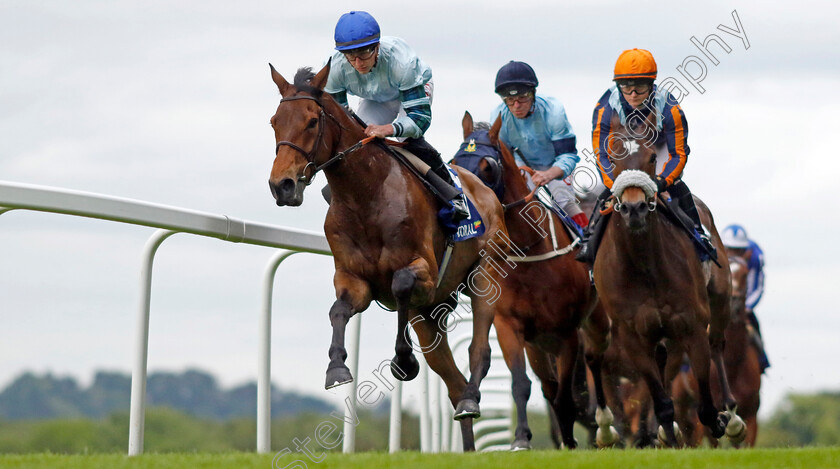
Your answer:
[503,166,578,262]
[274,95,373,185]
[502,166,539,212]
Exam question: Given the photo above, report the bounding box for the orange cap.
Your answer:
[613,48,657,80]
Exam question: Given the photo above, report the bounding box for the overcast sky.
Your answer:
[2,0,839,430]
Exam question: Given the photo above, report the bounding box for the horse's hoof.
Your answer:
[563,438,579,450]
[657,423,683,448]
[596,426,620,448]
[454,399,480,420]
[510,439,531,451]
[392,353,419,381]
[711,411,730,439]
[324,364,353,389]
[725,410,747,444]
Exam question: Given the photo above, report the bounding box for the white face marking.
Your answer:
[625,139,640,155]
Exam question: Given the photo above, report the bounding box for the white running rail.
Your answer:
[0,180,336,456]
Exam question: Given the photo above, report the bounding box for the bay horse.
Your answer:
[673,255,761,447]
[455,112,617,450]
[267,63,510,451]
[592,112,746,447]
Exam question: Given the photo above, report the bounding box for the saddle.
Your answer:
[384,143,484,242]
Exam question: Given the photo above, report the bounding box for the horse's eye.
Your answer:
[306,118,318,129]
[649,153,656,164]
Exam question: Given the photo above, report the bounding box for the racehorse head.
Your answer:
[454,112,506,200]
[728,255,749,322]
[607,112,659,231]
[268,62,337,206]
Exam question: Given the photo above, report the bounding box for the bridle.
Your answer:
[274,94,370,185]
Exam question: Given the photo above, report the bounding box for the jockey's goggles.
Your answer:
[502,91,534,105]
[618,80,652,95]
[342,44,378,61]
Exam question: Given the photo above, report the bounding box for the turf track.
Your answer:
[1,448,839,469]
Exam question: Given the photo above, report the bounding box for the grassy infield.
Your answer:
[0,448,838,469]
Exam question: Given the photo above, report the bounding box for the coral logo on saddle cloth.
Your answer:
[438,168,485,242]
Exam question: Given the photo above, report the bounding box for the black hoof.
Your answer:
[392,353,419,381]
[325,364,353,389]
[712,412,730,439]
[454,398,480,420]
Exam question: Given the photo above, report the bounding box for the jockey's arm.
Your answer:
[391,84,431,138]
[658,104,690,186]
[592,102,616,189]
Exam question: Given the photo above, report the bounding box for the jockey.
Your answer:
[577,48,715,264]
[490,61,589,229]
[324,11,469,221]
[722,224,770,373]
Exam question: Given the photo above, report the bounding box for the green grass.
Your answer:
[1,448,839,469]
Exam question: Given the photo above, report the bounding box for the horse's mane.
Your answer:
[293,67,324,98]
[474,121,491,132]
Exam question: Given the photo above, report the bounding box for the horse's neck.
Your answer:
[500,164,566,251]
[325,144,398,204]
[321,108,400,202]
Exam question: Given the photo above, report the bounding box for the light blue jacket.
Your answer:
[491,96,579,177]
[325,36,432,138]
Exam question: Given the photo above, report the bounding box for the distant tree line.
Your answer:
[0,369,337,420]
[1,369,839,452]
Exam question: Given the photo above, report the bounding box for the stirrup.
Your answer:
[699,229,716,256]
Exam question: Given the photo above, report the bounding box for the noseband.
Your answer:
[274,94,366,185]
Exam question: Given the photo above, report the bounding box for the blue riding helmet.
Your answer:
[495,61,539,96]
[334,11,381,51]
[721,224,750,249]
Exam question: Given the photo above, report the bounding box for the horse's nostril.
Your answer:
[279,178,296,193]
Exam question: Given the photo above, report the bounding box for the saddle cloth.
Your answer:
[437,167,485,242]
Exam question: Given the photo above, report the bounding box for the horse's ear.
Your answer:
[310,58,331,91]
[488,113,502,144]
[270,63,292,97]
[462,111,474,139]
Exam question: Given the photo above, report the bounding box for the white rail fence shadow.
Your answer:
[0,180,512,456]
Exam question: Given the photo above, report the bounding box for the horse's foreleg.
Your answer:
[622,327,680,448]
[709,293,738,412]
[325,272,372,389]
[582,305,620,448]
[455,292,496,420]
[685,327,729,440]
[410,308,474,451]
[325,298,356,389]
[494,315,532,450]
[552,332,581,449]
[526,345,561,447]
[390,265,433,382]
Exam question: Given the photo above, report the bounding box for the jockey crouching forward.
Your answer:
[324,10,469,221]
[577,48,716,264]
[722,224,771,373]
[490,61,589,230]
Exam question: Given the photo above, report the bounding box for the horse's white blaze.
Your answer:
[624,139,640,155]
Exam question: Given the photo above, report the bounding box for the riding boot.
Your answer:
[575,188,612,264]
[669,180,716,260]
[747,310,771,373]
[404,137,470,221]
